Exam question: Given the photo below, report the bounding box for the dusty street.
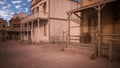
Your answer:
[0,41,120,68]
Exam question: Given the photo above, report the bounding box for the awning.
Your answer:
[66,0,116,14]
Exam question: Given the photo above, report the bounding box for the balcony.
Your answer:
[21,11,48,23]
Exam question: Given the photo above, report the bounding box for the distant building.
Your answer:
[0,18,7,41]
[8,13,27,41]
[21,0,79,44]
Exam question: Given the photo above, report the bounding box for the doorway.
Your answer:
[88,15,98,43]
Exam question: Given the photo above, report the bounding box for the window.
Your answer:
[36,7,39,11]
[43,2,46,14]
[3,24,5,28]
[13,24,20,28]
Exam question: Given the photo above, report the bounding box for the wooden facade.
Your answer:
[0,18,7,41]
[67,0,120,60]
[9,13,27,41]
[21,0,79,44]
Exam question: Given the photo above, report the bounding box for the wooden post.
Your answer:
[94,4,105,57]
[109,40,113,61]
[31,21,33,43]
[27,23,29,42]
[21,23,23,41]
[94,6,101,56]
[98,6,101,57]
[94,4,106,57]
[23,24,25,42]
[80,13,83,43]
[68,13,72,45]
[38,19,40,43]
[62,31,64,43]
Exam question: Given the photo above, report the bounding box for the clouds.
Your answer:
[0,9,14,21]
[0,1,5,5]
[0,0,30,24]
[15,5,21,9]
[25,8,29,12]
[12,0,22,4]
[27,0,31,2]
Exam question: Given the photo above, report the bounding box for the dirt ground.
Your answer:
[0,41,120,68]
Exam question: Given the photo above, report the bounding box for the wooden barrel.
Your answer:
[80,32,91,43]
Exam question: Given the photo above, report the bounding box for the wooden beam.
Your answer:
[70,35,80,37]
[100,34,120,36]
[94,4,106,11]
[73,12,81,18]
[68,13,72,18]
[70,39,80,40]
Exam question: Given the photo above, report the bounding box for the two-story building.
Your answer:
[67,0,120,60]
[21,0,79,44]
[8,13,27,41]
[0,18,7,41]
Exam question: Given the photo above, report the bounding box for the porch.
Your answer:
[66,0,120,60]
[21,19,48,44]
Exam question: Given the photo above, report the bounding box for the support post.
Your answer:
[80,12,83,43]
[31,21,33,43]
[109,40,113,61]
[94,4,106,57]
[27,23,29,42]
[23,24,25,42]
[21,23,23,41]
[38,19,40,43]
[98,6,101,57]
[68,13,72,45]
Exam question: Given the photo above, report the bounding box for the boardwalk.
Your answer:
[0,41,120,68]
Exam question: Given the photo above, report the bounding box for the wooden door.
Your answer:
[88,15,98,43]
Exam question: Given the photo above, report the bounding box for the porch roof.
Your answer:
[66,0,116,14]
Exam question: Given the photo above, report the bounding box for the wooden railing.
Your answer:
[21,11,48,23]
[101,34,120,60]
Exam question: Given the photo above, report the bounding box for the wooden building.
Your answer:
[8,13,27,41]
[21,0,79,44]
[67,0,120,60]
[0,18,7,41]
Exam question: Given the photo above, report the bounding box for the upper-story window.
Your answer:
[3,24,5,28]
[13,24,20,28]
[36,7,39,11]
[43,2,47,14]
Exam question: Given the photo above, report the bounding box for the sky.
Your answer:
[0,0,31,23]
[0,0,80,25]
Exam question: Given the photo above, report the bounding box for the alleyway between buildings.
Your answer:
[0,41,120,68]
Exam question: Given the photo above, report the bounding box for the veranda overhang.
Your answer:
[66,0,116,14]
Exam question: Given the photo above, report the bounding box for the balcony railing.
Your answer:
[21,11,48,23]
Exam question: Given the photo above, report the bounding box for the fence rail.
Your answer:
[100,34,120,60]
